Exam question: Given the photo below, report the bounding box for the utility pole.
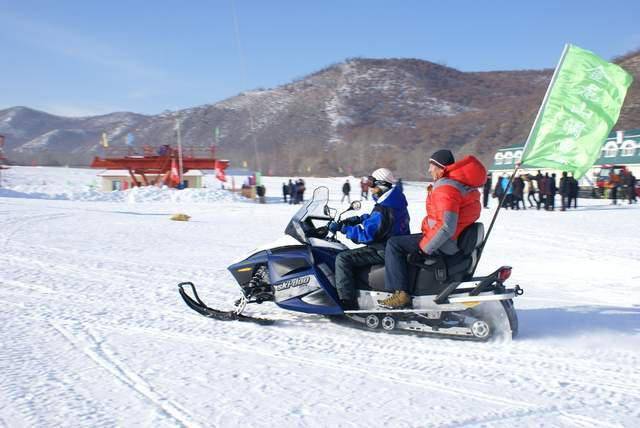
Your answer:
[175,119,184,187]
[0,134,5,188]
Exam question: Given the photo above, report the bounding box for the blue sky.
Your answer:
[1,0,639,117]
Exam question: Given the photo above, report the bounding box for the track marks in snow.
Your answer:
[84,318,640,427]
[0,212,72,246]
[5,284,640,418]
[3,193,640,426]
[49,321,200,428]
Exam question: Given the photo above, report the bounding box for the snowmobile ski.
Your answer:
[178,282,275,325]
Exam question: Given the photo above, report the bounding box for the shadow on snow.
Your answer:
[518,305,640,339]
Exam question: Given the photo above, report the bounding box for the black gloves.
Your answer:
[342,215,361,226]
[328,221,341,233]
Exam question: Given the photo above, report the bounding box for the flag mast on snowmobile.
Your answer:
[476,44,570,269]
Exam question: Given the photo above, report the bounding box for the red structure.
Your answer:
[90,144,229,187]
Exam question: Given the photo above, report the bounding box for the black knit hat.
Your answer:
[429,149,455,168]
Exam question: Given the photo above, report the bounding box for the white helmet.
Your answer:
[371,168,395,185]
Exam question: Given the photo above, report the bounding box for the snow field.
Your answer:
[1,166,639,427]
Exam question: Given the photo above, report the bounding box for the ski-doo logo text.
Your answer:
[274,276,311,292]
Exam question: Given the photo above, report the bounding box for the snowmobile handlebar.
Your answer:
[325,200,361,240]
[336,200,361,223]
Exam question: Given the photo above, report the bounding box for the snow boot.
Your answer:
[378,291,411,309]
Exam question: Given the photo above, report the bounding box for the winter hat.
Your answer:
[368,168,395,193]
[429,149,455,169]
[371,168,395,185]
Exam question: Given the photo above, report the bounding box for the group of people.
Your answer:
[282,178,306,204]
[485,168,638,211]
[330,149,487,310]
[486,170,580,211]
[607,169,637,205]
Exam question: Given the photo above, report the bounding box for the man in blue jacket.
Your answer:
[329,168,410,310]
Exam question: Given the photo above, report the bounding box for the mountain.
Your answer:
[1,51,639,179]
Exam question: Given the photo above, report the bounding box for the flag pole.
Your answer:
[472,44,570,276]
[473,165,519,276]
[521,43,570,161]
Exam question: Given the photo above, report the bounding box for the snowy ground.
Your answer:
[1,166,639,427]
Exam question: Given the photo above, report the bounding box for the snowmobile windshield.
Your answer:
[284,187,331,244]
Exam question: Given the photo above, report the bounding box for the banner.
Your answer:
[169,158,180,187]
[215,168,227,182]
[520,44,633,178]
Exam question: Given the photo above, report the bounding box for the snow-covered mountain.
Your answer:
[2,51,639,178]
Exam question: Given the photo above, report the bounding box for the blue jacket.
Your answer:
[343,182,410,245]
[500,177,513,195]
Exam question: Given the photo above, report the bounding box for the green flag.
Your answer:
[520,44,633,178]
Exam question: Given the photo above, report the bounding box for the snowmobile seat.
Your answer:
[446,222,485,280]
[355,264,386,292]
[411,222,485,295]
[354,223,485,295]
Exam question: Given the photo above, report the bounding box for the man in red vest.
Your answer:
[380,149,487,308]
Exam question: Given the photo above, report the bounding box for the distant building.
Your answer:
[97,169,203,192]
[489,128,640,185]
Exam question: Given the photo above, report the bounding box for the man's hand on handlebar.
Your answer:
[328,221,341,234]
[341,215,361,226]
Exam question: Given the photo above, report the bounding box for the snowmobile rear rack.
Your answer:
[434,267,518,304]
[178,282,275,325]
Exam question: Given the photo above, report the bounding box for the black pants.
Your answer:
[341,193,350,203]
[527,192,537,207]
[611,186,618,204]
[503,194,513,209]
[537,195,545,210]
[561,194,569,210]
[385,234,423,293]
[335,246,384,301]
[545,194,555,210]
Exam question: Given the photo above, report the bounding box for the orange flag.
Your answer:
[170,158,180,187]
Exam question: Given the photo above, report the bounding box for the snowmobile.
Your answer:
[179,187,522,340]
